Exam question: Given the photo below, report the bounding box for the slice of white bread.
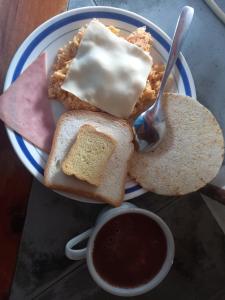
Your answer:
[129,93,224,195]
[61,124,116,186]
[44,111,134,206]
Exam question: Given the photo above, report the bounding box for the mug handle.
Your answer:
[65,228,93,260]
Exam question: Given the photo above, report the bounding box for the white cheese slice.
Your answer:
[61,20,153,118]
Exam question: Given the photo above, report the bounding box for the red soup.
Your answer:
[93,213,167,288]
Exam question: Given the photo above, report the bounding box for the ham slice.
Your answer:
[0,53,55,153]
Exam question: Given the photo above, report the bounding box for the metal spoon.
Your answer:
[134,6,194,152]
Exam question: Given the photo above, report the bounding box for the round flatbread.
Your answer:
[129,93,224,195]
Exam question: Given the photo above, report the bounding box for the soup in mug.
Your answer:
[93,213,167,288]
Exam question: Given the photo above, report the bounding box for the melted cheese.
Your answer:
[61,20,153,118]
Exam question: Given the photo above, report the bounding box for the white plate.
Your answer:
[4,6,196,204]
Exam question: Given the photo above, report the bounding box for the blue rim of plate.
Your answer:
[7,9,194,195]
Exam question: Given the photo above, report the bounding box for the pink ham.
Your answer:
[0,53,55,153]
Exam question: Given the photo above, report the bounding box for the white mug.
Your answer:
[65,203,175,297]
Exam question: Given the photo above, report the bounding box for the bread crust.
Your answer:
[61,124,116,186]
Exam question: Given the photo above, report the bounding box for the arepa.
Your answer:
[129,93,224,195]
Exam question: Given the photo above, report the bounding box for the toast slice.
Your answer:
[129,93,224,196]
[44,111,134,206]
[61,124,116,186]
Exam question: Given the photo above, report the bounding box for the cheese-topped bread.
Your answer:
[49,24,165,120]
[129,93,224,196]
[61,20,153,118]
[62,124,116,186]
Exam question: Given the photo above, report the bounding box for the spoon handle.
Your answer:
[157,6,194,102]
[201,184,225,206]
